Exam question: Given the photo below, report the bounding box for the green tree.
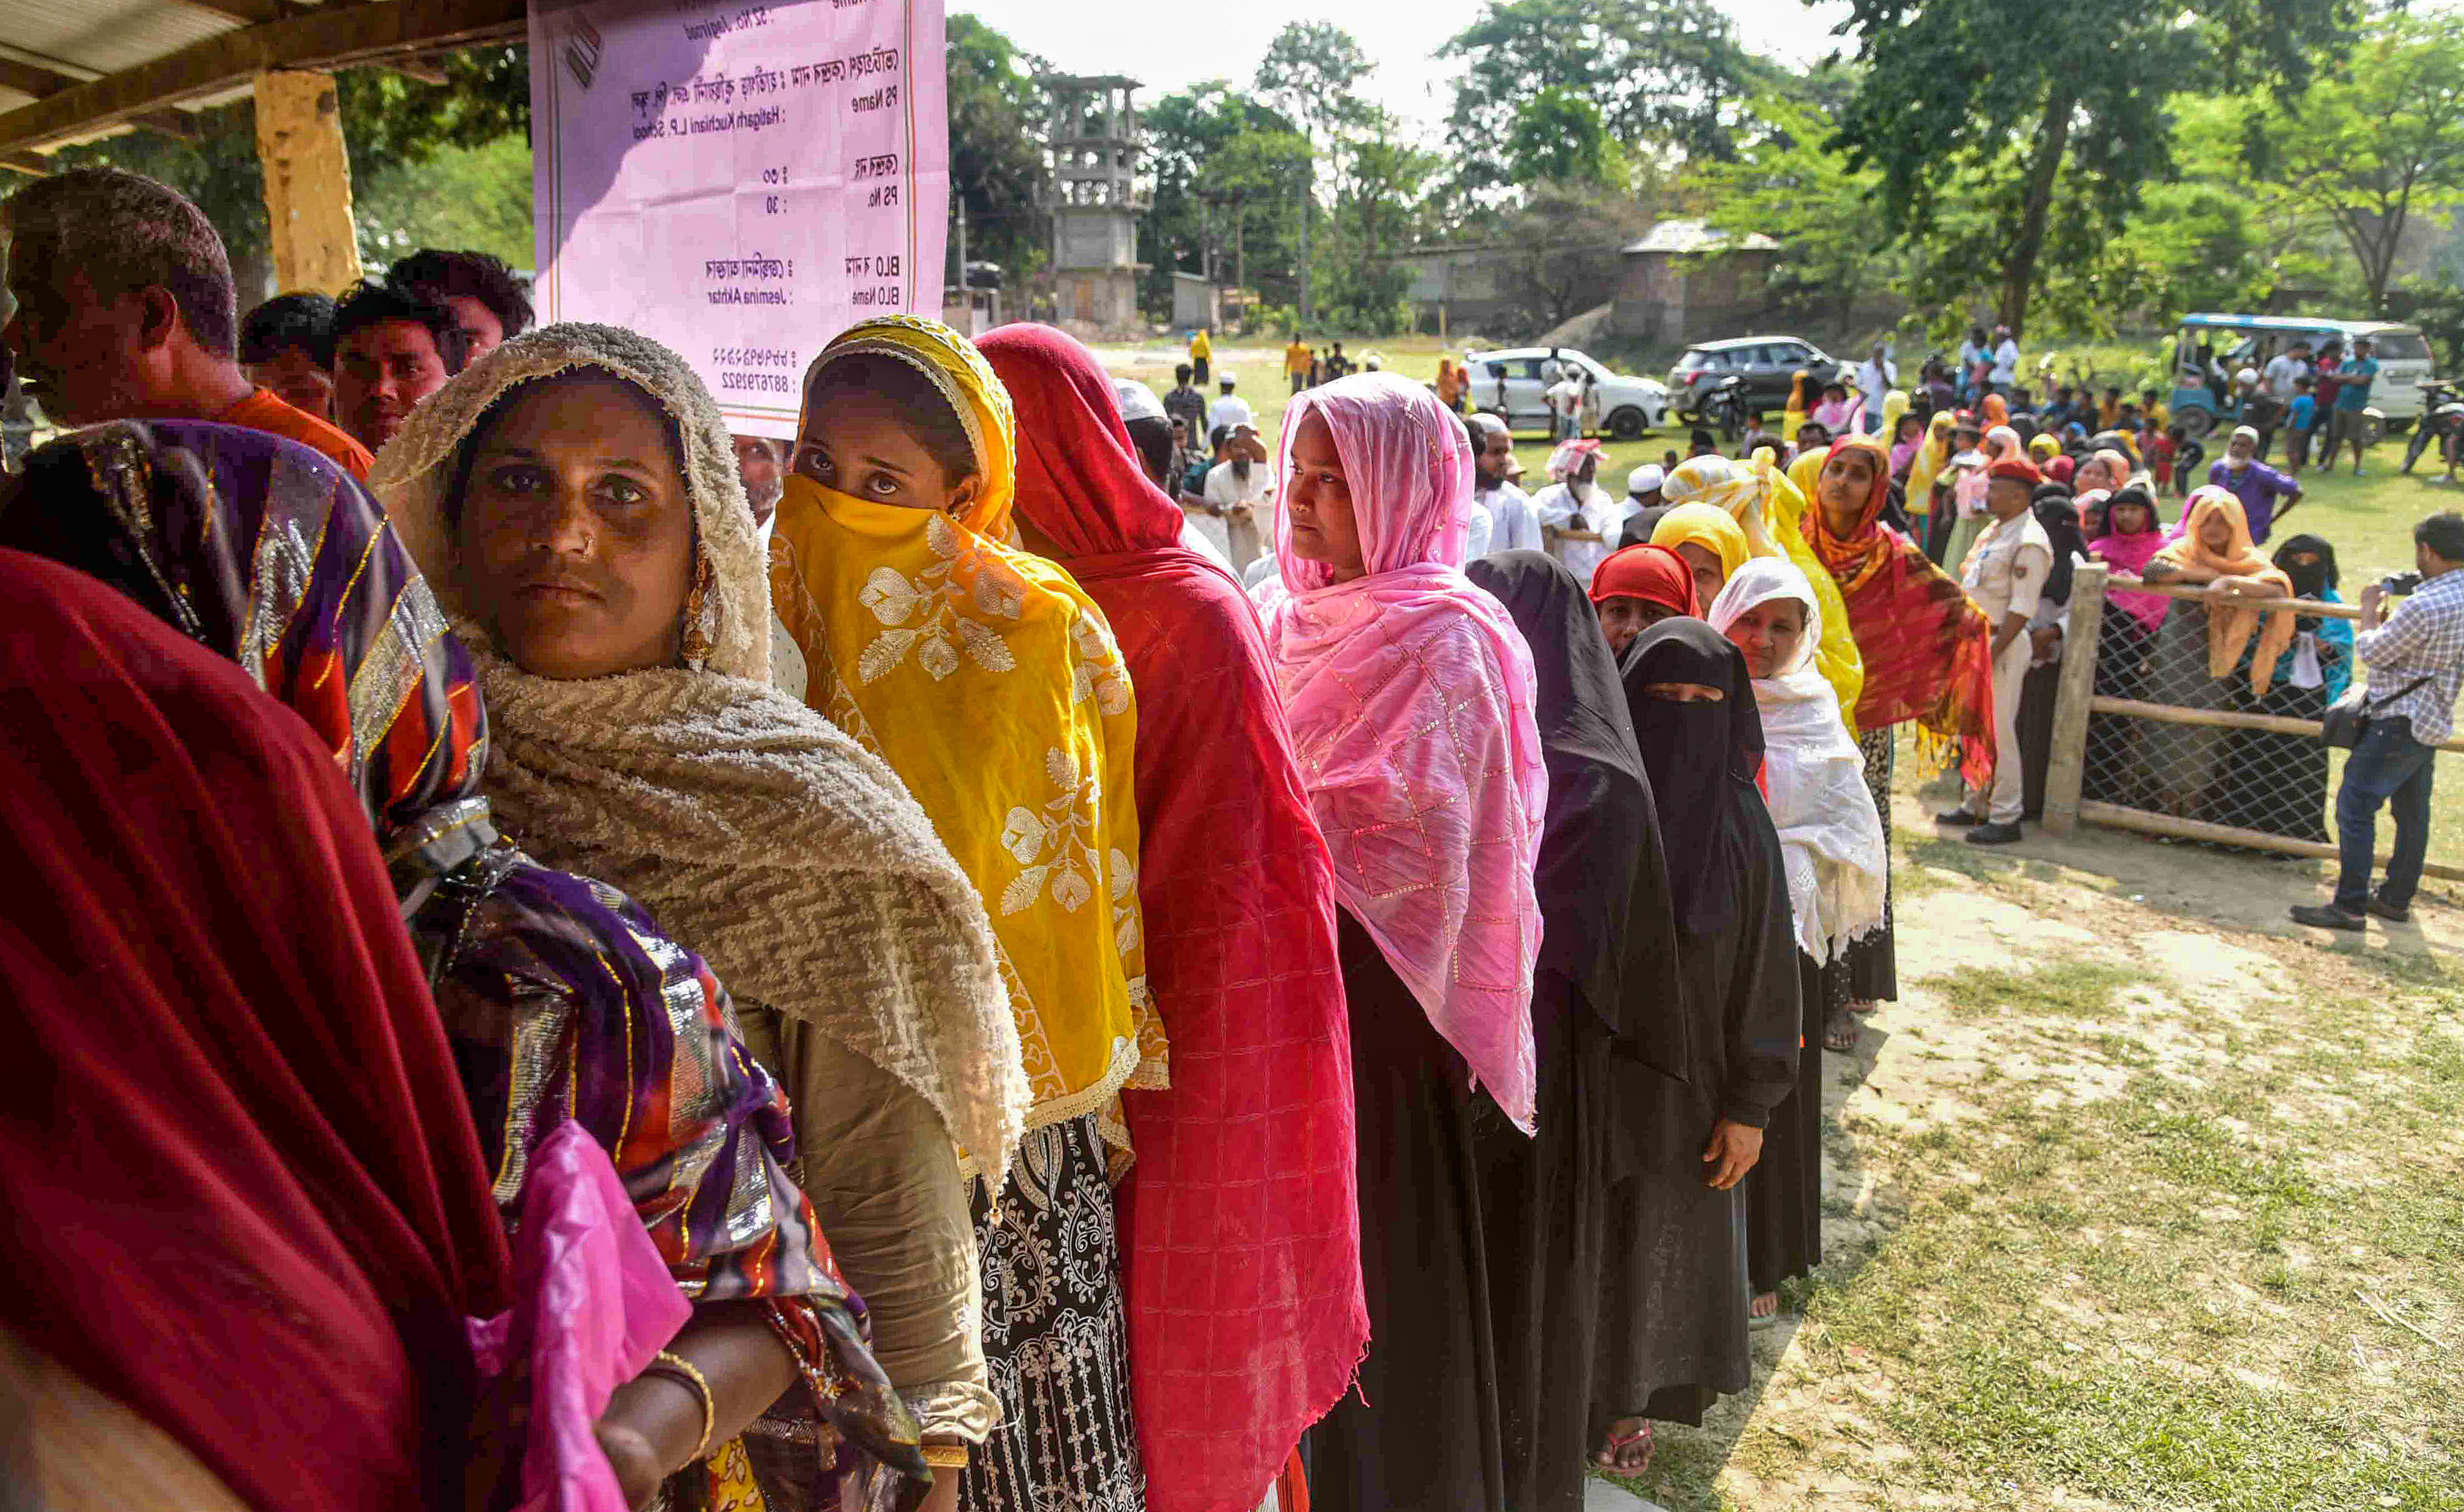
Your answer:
[1505,87,1621,189]
[1141,85,1310,317]
[357,134,534,270]
[1691,85,1892,327]
[1254,21,1376,323]
[2248,11,2464,312]
[1318,108,1439,332]
[1441,0,1765,192]
[1830,0,2360,338]
[945,15,1051,285]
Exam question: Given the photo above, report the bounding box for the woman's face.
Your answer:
[1896,416,1923,444]
[2109,500,2152,536]
[1817,449,1878,516]
[2077,458,2114,494]
[1724,596,1808,681]
[2198,511,2235,553]
[1286,409,1366,580]
[1642,682,1725,703]
[1673,541,1726,608]
[794,384,978,514]
[1595,594,1676,655]
[456,373,697,681]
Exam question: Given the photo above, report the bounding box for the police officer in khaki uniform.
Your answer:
[1938,455,2053,844]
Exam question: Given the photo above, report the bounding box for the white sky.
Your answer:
[951,0,1858,133]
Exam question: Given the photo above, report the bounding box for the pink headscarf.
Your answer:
[1257,373,1549,1129]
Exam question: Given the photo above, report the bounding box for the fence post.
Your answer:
[2042,560,2107,837]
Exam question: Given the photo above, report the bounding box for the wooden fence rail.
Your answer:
[2039,563,2460,880]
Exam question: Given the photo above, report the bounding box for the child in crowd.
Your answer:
[2144,424,2177,490]
[2285,375,2317,476]
[2140,387,2168,431]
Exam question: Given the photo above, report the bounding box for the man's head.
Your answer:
[2225,425,2259,466]
[1174,362,1194,387]
[2289,340,2311,360]
[1796,420,1831,453]
[1219,376,1235,394]
[2140,387,2160,407]
[385,248,531,360]
[1986,457,2040,518]
[2416,511,2464,576]
[732,434,785,526]
[1689,428,1718,457]
[1627,463,1664,506]
[1112,378,1173,491]
[2356,338,2376,360]
[1470,412,1513,488]
[2296,374,2314,393]
[239,291,337,419]
[2103,386,2121,402]
[1,167,239,425]
[1871,341,1887,359]
[1992,324,2011,343]
[332,277,470,452]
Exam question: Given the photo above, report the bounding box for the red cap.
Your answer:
[1987,456,2043,486]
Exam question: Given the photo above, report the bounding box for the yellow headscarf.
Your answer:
[768,315,1161,1146]
[1651,502,1751,584]
[1660,452,1865,735]
[1906,412,1956,520]
[2149,487,2300,699]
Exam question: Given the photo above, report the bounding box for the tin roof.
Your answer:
[1622,219,1781,256]
[0,0,522,166]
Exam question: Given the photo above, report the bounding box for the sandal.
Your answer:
[1590,1417,1653,1474]
[1848,997,1879,1015]
[1823,1005,1860,1053]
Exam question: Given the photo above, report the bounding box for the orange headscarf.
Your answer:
[2149,487,2299,697]
[1980,392,2010,430]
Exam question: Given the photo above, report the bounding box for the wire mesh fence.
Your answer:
[2043,563,2464,882]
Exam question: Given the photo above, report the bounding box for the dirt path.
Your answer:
[1601,798,2464,1510]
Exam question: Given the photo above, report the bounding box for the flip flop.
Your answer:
[1823,1006,1860,1052]
[1590,1418,1653,1474]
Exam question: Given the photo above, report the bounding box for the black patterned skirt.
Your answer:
[961,1112,1147,1512]
[1844,726,1897,1002]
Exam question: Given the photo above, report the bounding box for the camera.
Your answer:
[2381,571,2424,597]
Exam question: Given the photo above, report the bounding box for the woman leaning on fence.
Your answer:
[2211,535,2353,845]
[2134,488,2296,823]
[2081,483,2168,806]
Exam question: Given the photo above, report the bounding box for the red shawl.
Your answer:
[980,325,1366,1512]
[0,550,511,1512]
[1800,435,1999,789]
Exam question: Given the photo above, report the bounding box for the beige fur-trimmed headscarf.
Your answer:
[371,322,1029,1170]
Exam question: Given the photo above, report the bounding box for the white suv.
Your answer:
[1463,347,1671,438]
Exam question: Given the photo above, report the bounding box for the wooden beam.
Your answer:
[2089,692,2464,753]
[0,0,525,155]
[134,110,200,143]
[0,151,52,177]
[2079,800,2464,885]
[0,55,84,100]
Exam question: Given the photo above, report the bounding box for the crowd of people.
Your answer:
[4,163,2461,1512]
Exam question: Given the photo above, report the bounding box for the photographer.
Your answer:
[2292,511,2464,931]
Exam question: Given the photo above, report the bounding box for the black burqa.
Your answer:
[1465,553,1679,1511]
[1593,619,1802,1434]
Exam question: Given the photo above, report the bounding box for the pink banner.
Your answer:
[529,0,950,440]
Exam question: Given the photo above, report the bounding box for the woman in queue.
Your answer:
[1464,551,1677,1509]
[1589,617,1800,1474]
[1255,372,1548,1512]
[766,315,1159,1512]
[2137,488,2296,823]
[1707,559,1889,1310]
[976,323,1366,1512]
[1801,435,1999,1028]
[374,323,1026,1510]
[2,420,927,1507]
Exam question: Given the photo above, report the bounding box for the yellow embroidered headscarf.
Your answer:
[1660,452,1865,735]
[1906,412,1956,520]
[767,315,1161,1149]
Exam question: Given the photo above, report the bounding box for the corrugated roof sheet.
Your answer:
[1622,219,1782,256]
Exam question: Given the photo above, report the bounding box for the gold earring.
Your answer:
[679,550,718,666]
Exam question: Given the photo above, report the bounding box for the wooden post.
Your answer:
[254,69,362,296]
[2041,560,2106,836]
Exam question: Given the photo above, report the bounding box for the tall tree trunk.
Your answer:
[1998,84,2076,342]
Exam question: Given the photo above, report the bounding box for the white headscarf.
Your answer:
[1705,557,1888,964]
